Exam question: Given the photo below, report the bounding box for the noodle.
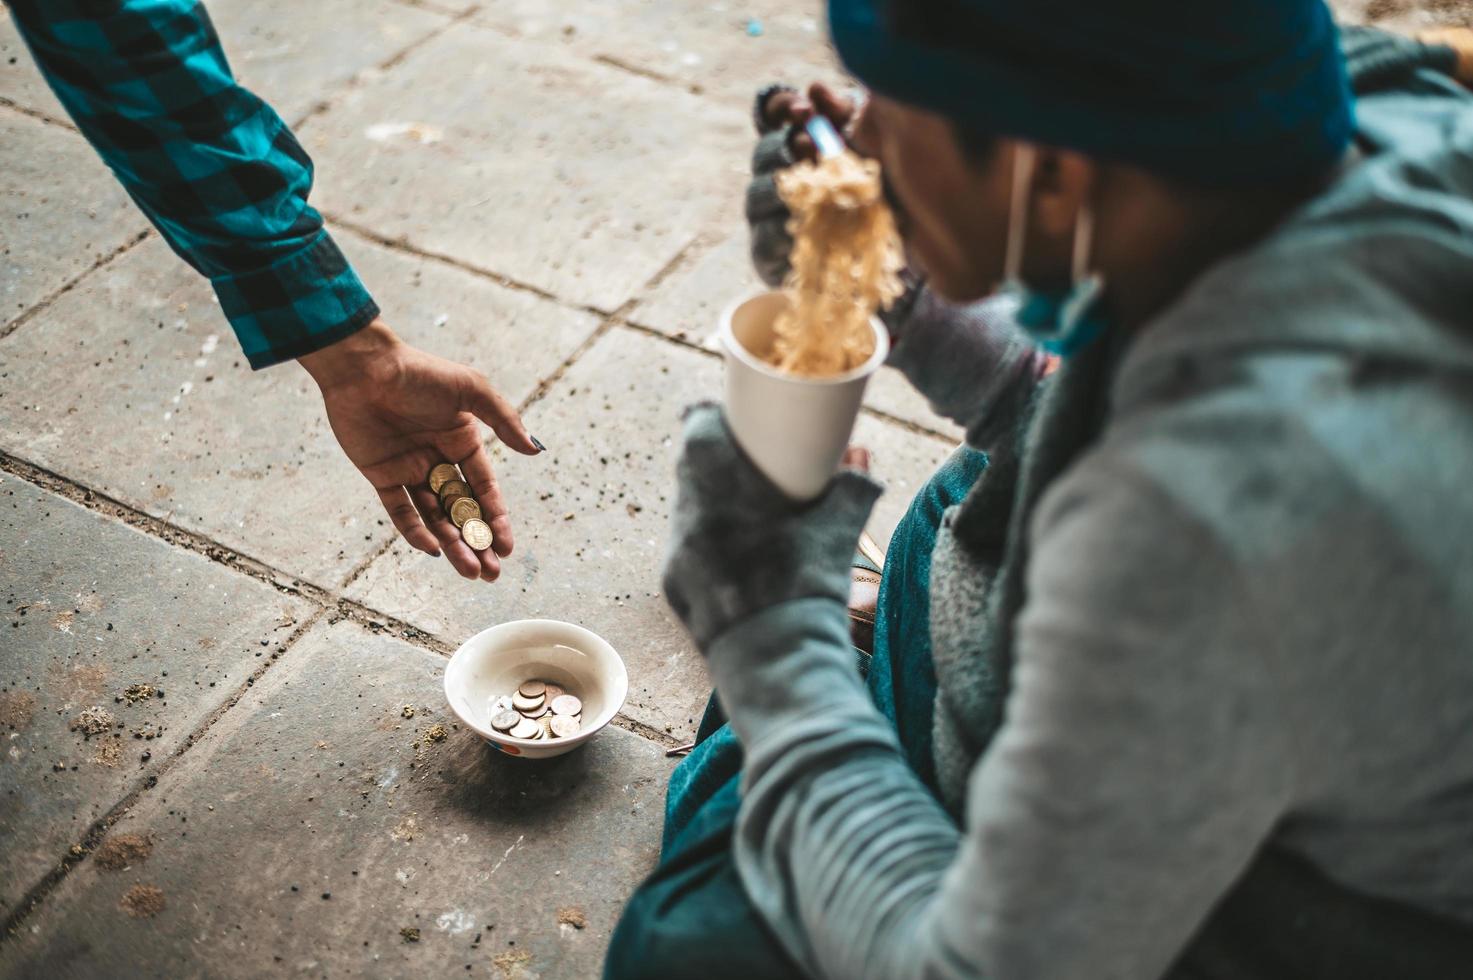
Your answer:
[768,149,905,377]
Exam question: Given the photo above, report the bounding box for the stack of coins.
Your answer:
[427,462,493,551]
[487,679,584,741]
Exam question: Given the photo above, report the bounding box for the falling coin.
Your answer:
[512,690,544,711]
[490,710,520,732]
[550,695,582,717]
[438,479,472,506]
[551,715,580,738]
[509,717,540,739]
[461,518,493,551]
[448,496,482,528]
[518,680,547,698]
[427,463,461,495]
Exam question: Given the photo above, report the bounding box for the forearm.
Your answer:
[9,0,377,368]
[707,600,965,980]
[884,288,1053,449]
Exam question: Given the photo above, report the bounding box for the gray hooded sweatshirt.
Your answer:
[701,67,1473,980]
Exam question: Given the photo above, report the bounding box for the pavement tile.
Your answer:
[477,0,848,104]
[0,0,447,130]
[0,111,147,330]
[346,326,954,738]
[0,232,600,589]
[0,15,68,122]
[0,473,310,914]
[300,21,752,311]
[630,231,965,438]
[209,0,450,125]
[0,619,671,979]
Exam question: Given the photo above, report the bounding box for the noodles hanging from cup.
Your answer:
[769,150,904,377]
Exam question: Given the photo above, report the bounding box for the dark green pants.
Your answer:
[604,448,988,980]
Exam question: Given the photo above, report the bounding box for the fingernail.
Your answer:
[530,436,547,453]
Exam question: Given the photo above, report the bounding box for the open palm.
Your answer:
[305,322,540,582]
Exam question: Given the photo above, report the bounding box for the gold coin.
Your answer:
[538,715,554,739]
[461,518,493,551]
[448,496,482,528]
[427,463,460,495]
[438,479,472,506]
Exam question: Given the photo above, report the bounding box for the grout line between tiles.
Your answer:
[325,216,583,311]
[288,3,483,131]
[0,604,329,944]
[0,230,151,344]
[0,95,76,132]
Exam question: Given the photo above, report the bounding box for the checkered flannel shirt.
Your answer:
[9,0,378,368]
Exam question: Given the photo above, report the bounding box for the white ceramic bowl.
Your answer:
[444,619,628,759]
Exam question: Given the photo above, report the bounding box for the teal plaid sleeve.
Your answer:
[8,0,379,369]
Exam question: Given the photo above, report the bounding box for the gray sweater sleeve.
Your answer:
[884,289,1054,448]
[705,460,1297,980]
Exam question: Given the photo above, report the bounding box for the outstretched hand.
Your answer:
[298,319,542,582]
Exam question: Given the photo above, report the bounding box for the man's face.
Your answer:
[850,94,1014,303]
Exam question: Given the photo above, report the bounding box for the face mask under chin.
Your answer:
[999,145,1110,358]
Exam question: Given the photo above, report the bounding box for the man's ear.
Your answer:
[1031,146,1096,242]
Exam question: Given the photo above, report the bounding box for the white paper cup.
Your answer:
[718,291,888,501]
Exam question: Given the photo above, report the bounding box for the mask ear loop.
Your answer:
[1003,144,1035,285]
[1071,196,1095,285]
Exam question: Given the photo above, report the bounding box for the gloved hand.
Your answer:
[746,84,800,288]
[743,84,1045,441]
[662,403,883,651]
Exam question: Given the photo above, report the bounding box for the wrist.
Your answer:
[297,318,403,390]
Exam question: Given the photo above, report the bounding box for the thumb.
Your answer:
[464,370,540,456]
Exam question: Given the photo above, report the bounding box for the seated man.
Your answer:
[608,6,1473,979]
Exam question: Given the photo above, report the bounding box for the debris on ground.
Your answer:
[400,926,421,943]
[492,949,532,977]
[95,833,154,871]
[70,705,116,737]
[391,815,420,842]
[401,704,416,719]
[117,684,158,705]
[557,906,588,929]
[120,883,166,918]
[92,736,123,768]
[424,724,448,743]
[0,691,37,730]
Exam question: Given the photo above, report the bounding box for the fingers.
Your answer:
[809,83,856,128]
[466,371,540,457]
[841,446,872,473]
[458,445,516,560]
[759,88,802,131]
[409,485,493,581]
[377,485,441,556]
